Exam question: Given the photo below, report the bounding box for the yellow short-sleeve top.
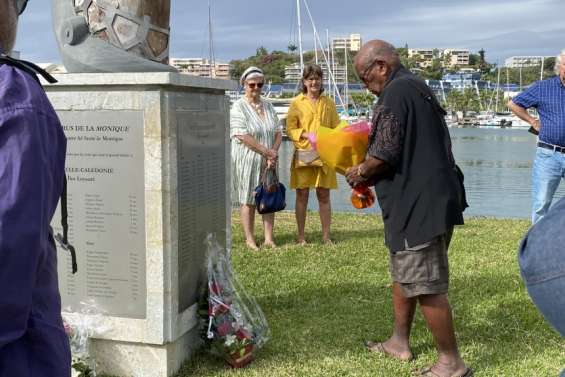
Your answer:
[286,93,341,189]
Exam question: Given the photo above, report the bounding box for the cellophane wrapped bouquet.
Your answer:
[309,120,376,208]
[199,234,270,368]
[62,300,110,377]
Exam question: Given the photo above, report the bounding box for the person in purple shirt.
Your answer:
[518,196,565,376]
[0,0,71,376]
[508,49,565,223]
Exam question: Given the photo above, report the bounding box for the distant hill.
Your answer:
[229,48,299,84]
[230,42,558,87]
[229,47,359,84]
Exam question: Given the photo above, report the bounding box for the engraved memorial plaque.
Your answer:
[54,111,147,319]
[177,95,227,312]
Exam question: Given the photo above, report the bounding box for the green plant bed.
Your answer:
[175,211,562,377]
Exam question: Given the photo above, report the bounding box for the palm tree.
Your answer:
[288,43,298,54]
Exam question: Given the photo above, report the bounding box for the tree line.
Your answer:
[230,46,556,87]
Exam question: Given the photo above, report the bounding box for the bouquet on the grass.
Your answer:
[62,300,110,377]
[309,120,376,209]
[199,234,270,368]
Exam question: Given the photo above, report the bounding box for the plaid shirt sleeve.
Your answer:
[512,81,540,109]
[367,104,404,168]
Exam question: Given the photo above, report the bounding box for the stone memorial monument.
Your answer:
[47,1,236,376]
[53,0,176,72]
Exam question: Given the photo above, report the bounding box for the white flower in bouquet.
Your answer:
[225,334,236,347]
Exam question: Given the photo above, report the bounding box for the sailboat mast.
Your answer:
[440,80,447,103]
[474,81,483,111]
[540,56,544,81]
[330,40,335,100]
[505,66,509,108]
[344,43,348,111]
[208,1,215,78]
[314,35,318,64]
[296,0,304,72]
[326,29,330,93]
[495,64,501,112]
[519,66,522,92]
[301,0,346,109]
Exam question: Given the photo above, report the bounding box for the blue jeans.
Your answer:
[532,147,565,224]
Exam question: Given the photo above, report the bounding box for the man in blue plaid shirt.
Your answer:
[508,49,565,223]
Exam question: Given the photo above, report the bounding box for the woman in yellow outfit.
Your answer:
[286,64,340,245]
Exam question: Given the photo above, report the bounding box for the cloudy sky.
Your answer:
[15,0,564,65]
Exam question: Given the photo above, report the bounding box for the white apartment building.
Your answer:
[284,63,347,84]
[408,48,438,68]
[408,48,470,68]
[443,49,470,67]
[332,33,362,52]
[504,56,552,68]
[408,48,435,60]
[170,58,231,79]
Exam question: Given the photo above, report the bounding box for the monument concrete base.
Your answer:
[91,325,201,376]
[44,72,235,377]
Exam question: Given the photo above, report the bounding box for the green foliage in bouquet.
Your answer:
[71,359,95,377]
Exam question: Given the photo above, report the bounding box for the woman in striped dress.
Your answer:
[231,67,282,250]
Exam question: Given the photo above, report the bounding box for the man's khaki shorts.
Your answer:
[389,229,453,298]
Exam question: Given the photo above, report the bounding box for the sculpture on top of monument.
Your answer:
[53,0,176,73]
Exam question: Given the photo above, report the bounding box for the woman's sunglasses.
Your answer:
[247,82,264,89]
[15,0,28,15]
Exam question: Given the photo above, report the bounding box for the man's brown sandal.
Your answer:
[414,366,474,377]
[364,340,413,361]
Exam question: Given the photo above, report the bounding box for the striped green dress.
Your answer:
[230,97,281,206]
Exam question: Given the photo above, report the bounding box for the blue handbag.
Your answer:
[254,167,286,214]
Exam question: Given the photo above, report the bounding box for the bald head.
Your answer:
[353,39,401,96]
[354,39,400,77]
[0,0,18,53]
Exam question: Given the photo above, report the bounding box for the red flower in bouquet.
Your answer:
[210,281,222,295]
[63,320,73,336]
[217,321,232,337]
[236,328,252,341]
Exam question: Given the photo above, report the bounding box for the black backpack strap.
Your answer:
[0,53,57,84]
[54,176,78,274]
[0,51,78,273]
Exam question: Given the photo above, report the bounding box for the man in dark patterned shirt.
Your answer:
[508,49,565,224]
[346,40,471,377]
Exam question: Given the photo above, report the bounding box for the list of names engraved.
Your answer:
[53,111,146,319]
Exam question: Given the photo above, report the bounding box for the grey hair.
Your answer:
[555,49,565,75]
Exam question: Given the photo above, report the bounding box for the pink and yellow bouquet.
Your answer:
[309,120,376,208]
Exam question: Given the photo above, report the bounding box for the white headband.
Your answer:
[240,66,264,85]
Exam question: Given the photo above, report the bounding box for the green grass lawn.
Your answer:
[175,211,563,377]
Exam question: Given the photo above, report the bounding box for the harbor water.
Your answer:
[275,127,565,219]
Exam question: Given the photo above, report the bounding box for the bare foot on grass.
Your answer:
[245,240,259,251]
